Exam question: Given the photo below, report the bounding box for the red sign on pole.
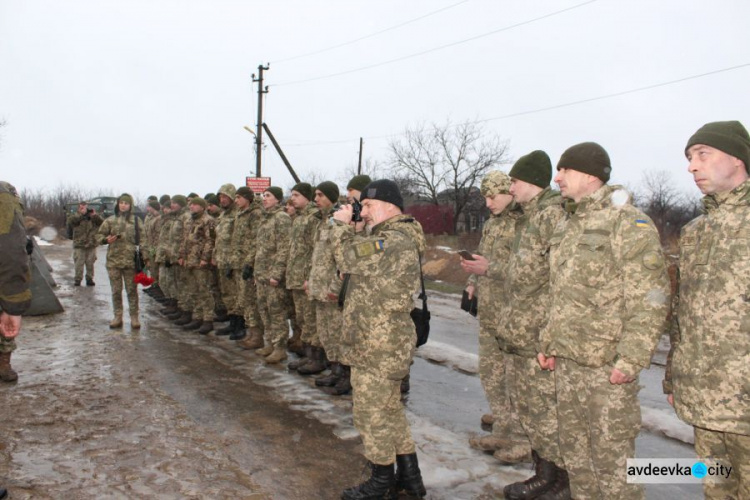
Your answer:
[246,177,271,193]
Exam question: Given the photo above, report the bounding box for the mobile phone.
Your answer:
[458,250,475,260]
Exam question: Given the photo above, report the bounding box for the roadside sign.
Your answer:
[246,176,271,193]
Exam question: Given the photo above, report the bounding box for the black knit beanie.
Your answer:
[292,182,313,201]
[557,142,611,183]
[685,121,750,172]
[509,150,552,188]
[265,186,284,202]
[236,187,254,201]
[360,179,404,212]
[316,181,340,204]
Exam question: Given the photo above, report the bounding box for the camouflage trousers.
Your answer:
[316,299,345,362]
[291,289,317,345]
[0,335,16,354]
[285,289,297,337]
[176,266,193,312]
[556,358,643,500]
[210,268,223,312]
[257,280,288,346]
[507,353,561,465]
[351,366,415,465]
[159,264,175,299]
[695,426,750,500]
[186,267,214,322]
[73,247,97,282]
[218,269,239,315]
[107,267,138,317]
[238,275,262,330]
[478,323,525,444]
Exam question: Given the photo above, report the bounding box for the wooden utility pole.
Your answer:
[252,64,269,177]
[358,137,363,175]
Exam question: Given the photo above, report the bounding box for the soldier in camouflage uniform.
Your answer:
[142,200,162,289]
[460,171,530,463]
[502,152,569,498]
[538,143,670,500]
[166,195,193,324]
[178,198,217,334]
[285,183,324,373]
[67,200,103,286]
[253,187,291,364]
[665,121,750,500]
[98,193,143,330]
[210,185,239,332]
[156,198,178,313]
[333,179,427,500]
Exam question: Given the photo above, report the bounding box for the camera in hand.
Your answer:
[351,198,362,223]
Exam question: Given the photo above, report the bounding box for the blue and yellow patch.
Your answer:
[635,219,650,228]
[354,239,385,258]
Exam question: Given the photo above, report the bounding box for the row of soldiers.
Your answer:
[138,175,376,395]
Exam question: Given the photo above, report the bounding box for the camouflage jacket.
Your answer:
[500,188,564,356]
[98,213,139,269]
[540,185,670,377]
[212,204,237,268]
[254,205,291,282]
[666,179,750,435]
[333,214,426,379]
[180,212,216,268]
[230,201,264,270]
[285,203,320,289]
[466,205,520,330]
[166,208,188,266]
[308,205,343,302]
[154,211,176,264]
[0,181,31,316]
[143,212,161,260]
[67,211,103,249]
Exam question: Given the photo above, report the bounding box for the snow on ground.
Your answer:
[34,235,53,246]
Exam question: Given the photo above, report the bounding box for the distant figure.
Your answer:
[67,201,103,286]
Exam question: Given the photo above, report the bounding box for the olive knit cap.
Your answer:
[265,186,284,201]
[190,197,207,209]
[509,150,552,188]
[147,195,157,202]
[172,195,188,207]
[291,182,314,201]
[316,181,340,204]
[218,183,237,198]
[148,200,161,211]
[236,186,254,201]
[347,175,372,192]
[557,142,611,183]
[118,193,134,206]
[360,179,404,212]
[480,170,511,197]
[685,121,750,172]
[205,194,220,206]
[187,192,199,199]
[159,194,171,205]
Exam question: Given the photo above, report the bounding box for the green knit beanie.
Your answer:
[685,121,750,172]
[190,197,207,209]
[118,193,134,206]
[236,187,254,201]
[159,194,171,205]
[509,150,552,188]
[316,181,340,204]
[148,200,161,211]
[557,142,611,183]
[188,192,199,199]
[347,175,372,192]
[292,182,313,200]
[205,194,220,206]
[172,194,187,207]
[480,171,511,196]
[265,186,284,201]
[147,195,157,202]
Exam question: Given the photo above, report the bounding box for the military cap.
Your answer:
[480,170,511,197]
[509,150,552,188]
[218,183,237,199]
[147,195,158,202]
[347,175,372,192]
[190,197,207,209]
[291,182,313,201]
[316,181,340,204]
[360,179,404,211]
[148,200,160,211]
[265,186,284,201]
[685,121,750,172]
[236,187,254,201]
[118,193,134,206]
[159,194,171,205]
[205,194,220,206]
[172,195,188,207]
[187,192,199,199]
[557,142,611,183]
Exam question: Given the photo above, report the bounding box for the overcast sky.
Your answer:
[1,0,748,201]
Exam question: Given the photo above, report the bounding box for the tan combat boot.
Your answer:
[255,344,274,357]
[0,352,18,382]
[493,443,533,465]
[481,413,495,426]
[109,314,123,329]
[131,314,141,329]
[238,327,264,350]
[469,434,512,452]
[264,346,288,364]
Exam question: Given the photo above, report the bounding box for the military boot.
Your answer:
[238,327,263,350]
[86,278,95,287]
[315,362,342,387]
[229,317,247,340]
[216,315,237,335]
[0,485,7,498]
[213,309,230,323]
[536,466,571,500]
[400,373,410,394]
[481,413,495,427]
[287,326,304,355]
[342,462,397,500]
[264,345,288,364]
[131,314,141,330]
[493,443,532,465]
[255,344,274,357]
[503,451,557,499]
[182,318,203,330]
[198,321,214,335]
[395,453,427,498]
[297,346,327,375]
[0,352,18,382]
[109,314,123,329]
[469,434,512,452]
[288,344,312,371]
[327,364,352,396]
[166,308,184,320]
[161,300,179,315]
[174,311,193,326]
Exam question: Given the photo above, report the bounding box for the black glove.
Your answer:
[225,268,234,279]
[25,236,34,255]
[165,260,173,268]
[242,264,253,281]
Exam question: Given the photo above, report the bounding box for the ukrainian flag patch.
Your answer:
[354,239,385,258]
[635,219,649,228]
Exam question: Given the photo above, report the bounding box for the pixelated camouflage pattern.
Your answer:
[254,205,291,282]
[540,185,670,377]
[107,267,138,316]
[230,201,264,269]
[694,426,750,500]
[67,211,103,249]
[73,248,97,282]
[0,181,30,316]
[333,214,426,379]
[308,206,343,302]
[180,212,216,268]
[316,300,345,361]
[285,203,320,289]
[185,267,214,321]
[97,213,139,269]
[256,281,288,346]
[668,179,750,436]
[165,208,187,266]
[212,204,237,268]
[154,211,175,264]
[480,170,512,197]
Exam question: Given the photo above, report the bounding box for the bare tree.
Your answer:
[339,157,382,185]
[635,170,701,248]
[388,119,510,234]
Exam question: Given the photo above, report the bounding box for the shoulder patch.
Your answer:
[642,250,662,270]
[354,240,385,258]
[634,219,650,228]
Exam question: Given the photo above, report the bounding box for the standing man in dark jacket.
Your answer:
[67,200,103,286]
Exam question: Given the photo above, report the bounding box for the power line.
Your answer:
[272,0,470,64]
[274,0,598,87]
[280,62,750,147]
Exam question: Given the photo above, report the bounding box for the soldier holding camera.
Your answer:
[67,201,103,286]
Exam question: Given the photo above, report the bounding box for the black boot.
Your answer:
[288,344,311,371]
[229,316,247,340]
[198,321,214,335]
[503,451,557,499]
[214,309,230,322]
[396,453,426,498]
[327,364,352,395]
[174,311,193,325]
[341,462,397,500]
[216,315,237,335]
[536,466,571,500]
[316,362,342,387]
[182,319,203,331]
[0,485,7,499]
[298,346,327,375]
